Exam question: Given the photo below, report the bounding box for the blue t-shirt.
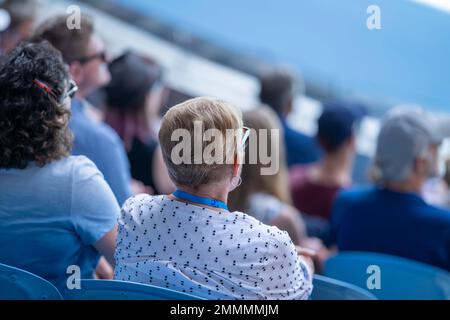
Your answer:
[70,98,132,206]
[0,156,120,292]
[282,119,321,167]
[330,186,450,271]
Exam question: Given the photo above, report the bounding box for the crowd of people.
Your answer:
[0,1,449,300]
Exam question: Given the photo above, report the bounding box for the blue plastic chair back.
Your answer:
[311,275,376,300]
[64,279,204,300]
[115,262,233,300]
[0,263,62,300]
[324,252,450,300]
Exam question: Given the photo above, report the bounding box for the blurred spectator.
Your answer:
[259,70,321,166]
[228,106,307,245]
[104,52,174,194]
[290,102,365,221]
[115,97,314,299]
[0,41,119,293]
[421,155,450,208]
[0,0,38,54]
[33,14,133,205]
[422,176,450,208]
[330,107,450,271]
[443,158,450,187]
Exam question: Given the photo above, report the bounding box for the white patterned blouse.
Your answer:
[114,194,313,300]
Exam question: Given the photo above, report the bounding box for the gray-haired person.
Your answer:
[330,106,450,271]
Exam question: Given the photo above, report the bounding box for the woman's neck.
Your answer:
[177,184,229,203]
[169,184,230,212]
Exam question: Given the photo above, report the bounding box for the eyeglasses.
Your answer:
[240,126,251,150]
[63,80,78,101]
[76,51,107,64]
[33,79,78,105]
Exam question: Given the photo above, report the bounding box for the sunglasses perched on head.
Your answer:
[33,79,78,104]
[64,80,78,100]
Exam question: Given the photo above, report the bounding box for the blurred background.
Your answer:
[3,0,450,183]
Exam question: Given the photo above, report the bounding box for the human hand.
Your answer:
[295,245,316,273]
[95,256,114,280]
[300,238,334,273]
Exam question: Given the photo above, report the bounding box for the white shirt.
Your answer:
[114,194,313,300]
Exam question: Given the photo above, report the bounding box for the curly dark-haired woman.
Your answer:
[0,41,119,295]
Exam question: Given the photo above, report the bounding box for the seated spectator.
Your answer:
[115,97,314,299]
[0,0,37,54]
[33,14,133,205]
[228,106,307,245]
[438,158,450,208]
[422,176,450,208]
[421,157,450,208]
[259,70,321,167]
[330,107,450,271]
[290,102,364,221]
[0,41,119,293]
[103,52,174,195]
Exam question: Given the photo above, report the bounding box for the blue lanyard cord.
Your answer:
[173,190,229,211]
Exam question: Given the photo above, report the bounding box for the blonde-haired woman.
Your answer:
[114,97,314,300]
[228,106,307,245]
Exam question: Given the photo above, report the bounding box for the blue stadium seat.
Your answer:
[113,262,233,299]
[311,275,376,300]
[64,279,204,300]
[0,263,62,300]
[324,252,450,300]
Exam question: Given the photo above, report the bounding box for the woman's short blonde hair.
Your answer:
[159,97,243,188]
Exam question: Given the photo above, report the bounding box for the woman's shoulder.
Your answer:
[121,193,166,211]
[118,194,167,231]
[52,156,114,198]
[60,155,103,178]
[230,209,290,241]
[230,209,298,272]
[56,155,95,167]
[30,156,98,180]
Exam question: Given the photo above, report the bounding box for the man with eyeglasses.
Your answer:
[33,14,133,208]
